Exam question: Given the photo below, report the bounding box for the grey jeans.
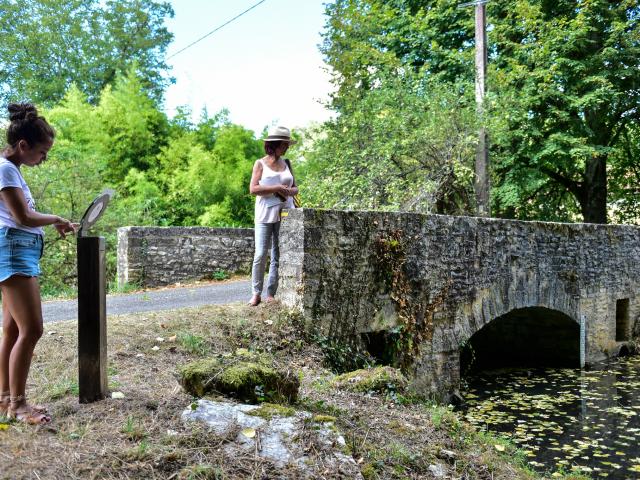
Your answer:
[251,222,280,296]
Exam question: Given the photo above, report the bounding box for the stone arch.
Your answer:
[459,306,580,375]
[453,274,580,347]
[447,276,581,375]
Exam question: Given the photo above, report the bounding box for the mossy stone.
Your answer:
[246,403,296,420]
[178,356,299,404]
[332,366,407,394]
[312,414,337,423]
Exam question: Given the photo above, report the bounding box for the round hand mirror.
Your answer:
[79,189,115,237]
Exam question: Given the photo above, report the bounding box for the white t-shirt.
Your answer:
[0,158,44,235]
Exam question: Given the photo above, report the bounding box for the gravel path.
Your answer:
[34,279,251,324]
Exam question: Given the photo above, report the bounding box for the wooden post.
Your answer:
[77,236,108,403]
[474,2,490,217]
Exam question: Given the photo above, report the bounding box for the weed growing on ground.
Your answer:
[121,415,147,441]
[179,464,223,480]
[210,269,229,281]
[45,377,79,401]
[107,279,143,294]
[177,332,210,355]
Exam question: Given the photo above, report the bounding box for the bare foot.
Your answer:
[265,296,276,303]
[248,295,261,307]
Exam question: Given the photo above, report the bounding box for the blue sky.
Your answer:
[165,0,334,135]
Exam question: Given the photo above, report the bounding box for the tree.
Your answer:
[0,0,174,105]
[7,66,264,295]
[96,65,170,183]
[300,72,478,214]
[154,124,262,227]
[321,0,474,110]
[489,0,640,224]
[314,1,479,213]
[608,123,640,224]
[320,0,640,223]
[24,86,109,295]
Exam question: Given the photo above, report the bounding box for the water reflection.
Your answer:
[461,356,640,478]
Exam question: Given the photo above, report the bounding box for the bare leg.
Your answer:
[1,276,50,423]
[0,299,18,415]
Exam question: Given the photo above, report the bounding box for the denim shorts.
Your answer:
[0,227,43,282]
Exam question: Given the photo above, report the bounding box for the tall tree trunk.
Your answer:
[580,155,608,224]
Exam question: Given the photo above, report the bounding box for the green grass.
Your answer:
[44,378,79,401]
[121,415,147,441]
[108,279,143,294]
[177,332,210,355]
[210,269,229,281]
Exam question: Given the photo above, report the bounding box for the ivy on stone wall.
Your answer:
[374,229,451,369]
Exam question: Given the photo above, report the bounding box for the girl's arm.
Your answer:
[0,187,76,237]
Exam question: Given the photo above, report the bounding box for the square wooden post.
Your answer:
[77,236,108,403]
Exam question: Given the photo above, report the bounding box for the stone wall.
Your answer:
[279,209,640,398]
[117,227,254,287]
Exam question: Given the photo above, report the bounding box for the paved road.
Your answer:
[35,279,251,324]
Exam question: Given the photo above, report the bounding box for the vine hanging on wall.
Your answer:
[374,229,451,369]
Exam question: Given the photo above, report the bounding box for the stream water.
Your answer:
[461,355,640,478]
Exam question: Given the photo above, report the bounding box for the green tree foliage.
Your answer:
[0,0,173,105]
[322,0,474,109]
[154,124,261,226]
[489,0,640,224]
[609,124,640,224]
[311,1,478,214]
[300,73,478,213]
[97,66,170,182]
[320,0,640,223]
[24,87,109,295]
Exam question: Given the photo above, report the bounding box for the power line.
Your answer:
[167,0,268,60]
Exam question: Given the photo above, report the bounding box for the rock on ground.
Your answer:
[177,355,300,403]
[183,399,363,478]
[332,366,408,394]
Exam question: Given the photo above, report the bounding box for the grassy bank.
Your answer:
[1,303,587,479]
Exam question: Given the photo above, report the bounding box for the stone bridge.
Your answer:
[278,209,640,398]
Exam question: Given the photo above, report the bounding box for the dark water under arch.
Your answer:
[460,306,580,375]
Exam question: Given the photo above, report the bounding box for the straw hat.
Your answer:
[263,126,297,144]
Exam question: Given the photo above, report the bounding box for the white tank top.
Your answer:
[254,158,294,224]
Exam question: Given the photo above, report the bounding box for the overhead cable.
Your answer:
[167,0,268,60]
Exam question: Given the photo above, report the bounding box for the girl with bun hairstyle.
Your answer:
[0,103,76,424]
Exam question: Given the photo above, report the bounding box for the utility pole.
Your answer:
[459,0,490,217]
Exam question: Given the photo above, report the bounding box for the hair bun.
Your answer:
[8,103,38,122]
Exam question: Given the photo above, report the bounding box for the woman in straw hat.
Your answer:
[247,126,298,306]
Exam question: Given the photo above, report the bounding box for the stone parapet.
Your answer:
[117,226,254,287]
